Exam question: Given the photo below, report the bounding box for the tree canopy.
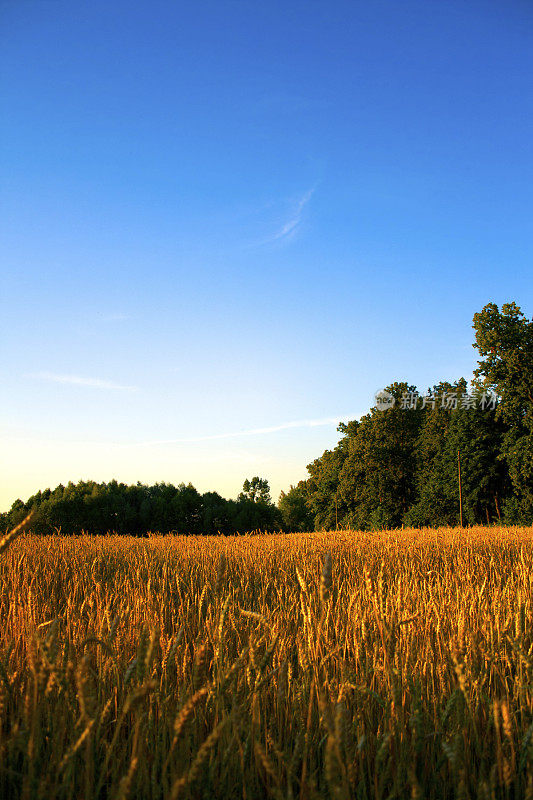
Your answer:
[1,478,281,536]
[290,302,532,530]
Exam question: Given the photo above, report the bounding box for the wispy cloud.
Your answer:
[1,414,358,449]
[269,188,315,243]
[246,187,316,247]
[29,372,138,391]
[137,415,352,446]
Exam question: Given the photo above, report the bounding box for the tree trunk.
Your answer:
[494,493,502,521]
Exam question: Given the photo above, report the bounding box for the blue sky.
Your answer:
[1,0,532,511]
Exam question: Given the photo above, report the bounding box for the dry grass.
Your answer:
[1,525,533,798]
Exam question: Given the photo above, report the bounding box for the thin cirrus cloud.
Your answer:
[29,372,138,391]
[137,414,353,446]
[270,188,315,243]
[248,187,316,247]
[1,415,358,449]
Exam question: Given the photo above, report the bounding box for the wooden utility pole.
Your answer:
[457,449,463,528]
[335,491,338,530]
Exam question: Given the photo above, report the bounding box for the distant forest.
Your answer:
[3,301,533,534]
[1,477,281,536]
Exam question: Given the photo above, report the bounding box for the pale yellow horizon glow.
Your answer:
[0,424,351,513]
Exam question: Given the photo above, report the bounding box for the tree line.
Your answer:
[280,301,533,530]
[1,477,281,536]
[2,301,532,534]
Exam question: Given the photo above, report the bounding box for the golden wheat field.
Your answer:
[1,524,533,799]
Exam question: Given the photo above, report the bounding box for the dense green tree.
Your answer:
[306,441,349,530]
[404,380,507,526]
[278,481,314,532]
[473,302,533,521]
[235,478,281,532]
[336,382,424,529]
[1,478,280,535]
[238,477,271,504]
[201,491,233,534]
[301,353,516,530]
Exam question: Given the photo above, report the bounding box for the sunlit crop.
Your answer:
[1,524,533,798]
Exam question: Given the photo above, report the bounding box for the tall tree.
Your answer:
[405,380,508,526]
[238,477,272,504]
[473,302,533,520]
[278,482,314,532]
[336,382,423,529]
[306,424,353,530]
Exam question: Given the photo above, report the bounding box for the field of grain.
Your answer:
[1,524,533,799]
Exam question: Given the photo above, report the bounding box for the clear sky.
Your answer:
[1,0,532,511]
